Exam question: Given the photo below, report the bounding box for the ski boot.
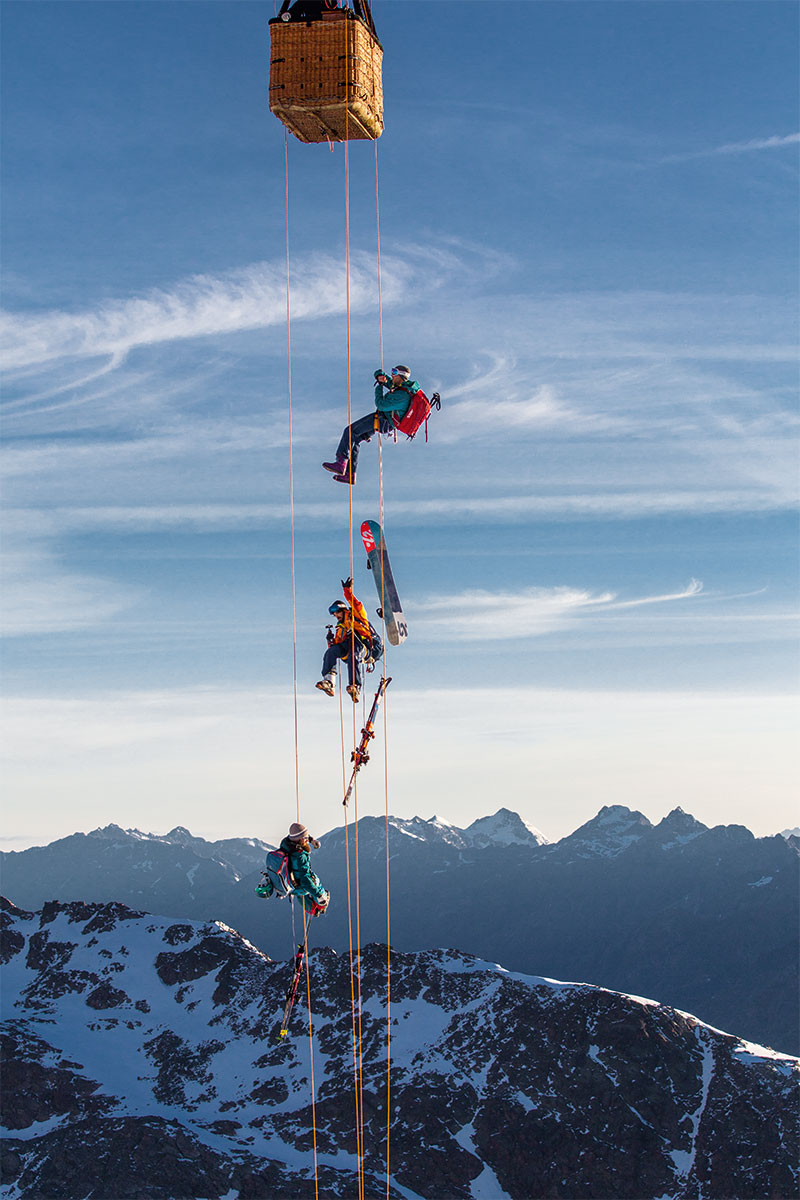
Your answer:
[316,679,335,696]
[333,465,356,486]
[346,684,360,703]
[322,457,347,474]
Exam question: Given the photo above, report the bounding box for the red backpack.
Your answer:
[393,389,440,441]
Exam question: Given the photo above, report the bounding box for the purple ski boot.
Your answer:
[333,464,356,485]
[322,458,347,474]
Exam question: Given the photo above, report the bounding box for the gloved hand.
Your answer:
[341,577,352,590]
[310,837,321,849]
[374,370,389,383]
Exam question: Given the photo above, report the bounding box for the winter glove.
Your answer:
[341,577,352,590]
[374,370,389,383]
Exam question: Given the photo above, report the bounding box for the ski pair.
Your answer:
[342,675,391,808]
[278,940,307,1038]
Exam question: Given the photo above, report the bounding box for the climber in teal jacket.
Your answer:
[373,368,419,416]
[279,822,329,915]
[322,365,419,486]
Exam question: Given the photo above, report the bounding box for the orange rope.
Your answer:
[303,906,319,1200]
[352,770,365,1200]
[342,797,364,1177]
[284,130,301,825]
[343,127,366,1200]
[374,138,384,372]
[374,134,392,1200]
[383,676,391,1196]
[284,128,318,1194]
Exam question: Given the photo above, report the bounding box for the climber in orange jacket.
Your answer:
[315,578,382,703]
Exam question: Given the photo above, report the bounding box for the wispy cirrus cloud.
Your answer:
[0,241,504,375]
[0,255,382,372]
[605,580,703,610]
[660,132,800,164]
[3,483,795,546]
[412,580,704,641]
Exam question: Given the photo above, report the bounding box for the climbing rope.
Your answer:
[283,129,301,826]
[282,128,319,1196]
[343,116,367,1200]
[302,905,320,1200]
[373,132,393,1199]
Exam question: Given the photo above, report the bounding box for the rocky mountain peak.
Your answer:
[555,804,653,859]
[164,826,194,841]
[464,807,548,847]
[654,807,707,848]
[90,823,128,840]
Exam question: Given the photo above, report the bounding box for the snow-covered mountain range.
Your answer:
[2,897,797,1200]
[3,805,798,1054]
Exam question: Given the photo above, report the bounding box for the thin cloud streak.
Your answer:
[4,480,796,545]
[413,581,704,641]
[660,132,800,163]
[605,580,703,609]
[0,240,503,374]
[3,483,795,540]
[0,258,366,371]
[1,252,415,372]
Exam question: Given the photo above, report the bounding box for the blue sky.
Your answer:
[2,0,798,849]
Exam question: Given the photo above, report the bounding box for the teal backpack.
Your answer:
[255,848,295,899]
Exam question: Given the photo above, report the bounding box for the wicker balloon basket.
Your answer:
[269,10,384,143]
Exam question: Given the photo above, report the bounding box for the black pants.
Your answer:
[336,412,394,471]
[322,640,366,687]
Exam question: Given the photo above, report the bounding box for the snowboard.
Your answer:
[360,520,407,646]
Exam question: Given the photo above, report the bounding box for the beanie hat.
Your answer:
[391,365,410,378]
[288,822,308,841]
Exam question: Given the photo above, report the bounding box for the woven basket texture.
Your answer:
[269,13,384,143]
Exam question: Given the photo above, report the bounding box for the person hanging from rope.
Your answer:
[280,822,329,915]
[315,577,382,703]
[322,365,420,486]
